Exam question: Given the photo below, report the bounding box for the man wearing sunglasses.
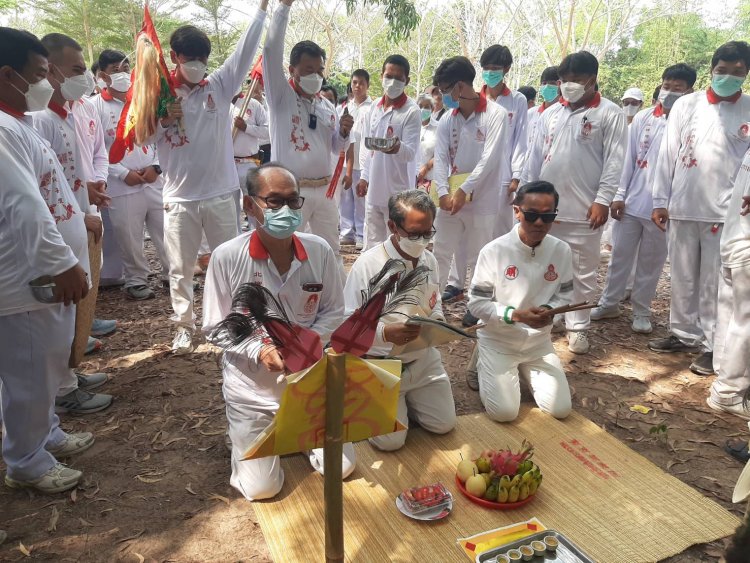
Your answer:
[344,190,456,451]
[468,181,573,422]
[202,163,353,500]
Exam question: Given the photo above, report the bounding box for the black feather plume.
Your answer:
[213,283,293,347]
[357,258,432,318]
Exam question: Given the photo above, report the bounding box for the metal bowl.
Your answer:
[364,136,398,151]
[29,275,58,303]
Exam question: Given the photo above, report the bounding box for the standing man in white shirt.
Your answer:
[431,56,510,305]
[0,27,94,493]
[92,49,169,301]
[621,88,644,125]
[202,163,354,500]
[357,55,421,250]
[157,1,268,354]
[344,190,456,450]
[649,41,750,376]
[263,0,353,267]
[468,181,573,421]
[524,51,627,354]
[526,67,559,148]
[591,64,696,334]
[339,68,371,249]
[232,86,268,193]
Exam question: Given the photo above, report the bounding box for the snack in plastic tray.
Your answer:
[399,482,450,514]
[364,136,398,151]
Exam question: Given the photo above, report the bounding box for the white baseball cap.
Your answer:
[621,87,644,101]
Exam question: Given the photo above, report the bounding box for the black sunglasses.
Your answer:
[517,208,557,224]
[253,195,305,210]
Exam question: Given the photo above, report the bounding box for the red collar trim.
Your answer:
[169,69,208,90]
[480,83,511,99]
[707,88,742,105]
[48,100,68,119]
[249,231,308,261]
[653,103,665,118]
[101,88,114,102]
[0,100,25,118]
[538,103,547,113]
[377,93,408,110]
[560,92,601,109]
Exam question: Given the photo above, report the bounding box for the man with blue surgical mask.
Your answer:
[525,66,560,149]
[202,163,353,501]
[650,41,750,377]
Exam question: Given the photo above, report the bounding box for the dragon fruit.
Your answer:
[490,440,534,476]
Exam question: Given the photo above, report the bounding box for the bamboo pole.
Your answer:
[324,352,346,563]
[231,76,260,141]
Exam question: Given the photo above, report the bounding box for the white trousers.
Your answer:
[477,341,572,422]
[363,203,390,251]
[549,222,603,331]
[223,372,356,501]
[107,186,169,287]
[710,265,750,404]
[164,192,239,328]
[433,211,494,291]
[492,184,515,239]
[668,219,722,350]
[100,207,124,280]
[369,347,456,451]
[599,214,667,317]
[0,305,72,480]
[300,186,344,279]
[339,169,365,242]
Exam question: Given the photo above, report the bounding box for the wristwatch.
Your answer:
[152,165,163,175]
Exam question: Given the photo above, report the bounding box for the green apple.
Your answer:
[456,460,478,483]
[465,474,487,497]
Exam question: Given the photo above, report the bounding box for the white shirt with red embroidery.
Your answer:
[468,224,573,352]
[0,107,88,316]
[484,85,528,183]
[526,102,558,148]
[344,237,443,363]
[652,89,750,222]
[341,96,372,172]
[202,230,343,404]
[263,3,348,181]
[523,93,628,223]
[32,98,108,212]
[432,93,510,216]
[232,96,268,158]
[721,148,750,268]
[614,104,667,220]
[91,89,163,198]
[359,94,422,207]
[155,7,266,203]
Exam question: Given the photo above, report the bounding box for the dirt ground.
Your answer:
[1,244,747,562]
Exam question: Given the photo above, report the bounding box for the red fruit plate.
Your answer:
[454,475,536,509]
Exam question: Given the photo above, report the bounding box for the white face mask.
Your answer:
[297,72,323,95]
[96,78,107,91]
[180,60,207,84]
[12,73,54,112]
[382,77,406,99]
[397,235,430,258]
[60,73,90,101]
[623,104,640,117]
[658,88,684,110]
[560,81,586,104]
[109,72,131,93]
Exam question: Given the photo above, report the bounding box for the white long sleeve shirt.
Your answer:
[32,98,109,212]
[342,96,372,172]
[467,225,573,352]
[232,97,268,158]
[418,121,438,182]
[202,230,344,404]
[652,89,750,222]
[360,94,422,207]
[614,104,667,220]
[344,237,443,363]
[484,85,528,183]
[155,8,266,202]
[432,93,510,216]
[263,3,347,181]
[523,93,628,223]
[721,148,750,268]
[91,89,163,198]
[0,107,87,316]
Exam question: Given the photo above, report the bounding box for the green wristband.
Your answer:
[503,306,516,325]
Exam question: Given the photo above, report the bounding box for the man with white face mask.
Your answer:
[92,49,169,301]
[523,50,627,354]
[263,0,353,275]
[650,41,750,376]
[202,163,353,500]
[620,88,644,125]
[157,1,268,354]
[356,54,421,250]
[344,190,456,451]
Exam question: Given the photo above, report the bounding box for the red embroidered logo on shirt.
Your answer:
[429,291,437,310]
[386,125,394,138]
[739,123,750,140]
[544,264,558,281]
[476,128,486,142]
[505,265,518,280]
[581,122,593,137]
[88,120,95,136]
[303,293,319,315]
[206,94,216,111]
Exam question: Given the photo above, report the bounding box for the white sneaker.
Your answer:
[172,327,194,355]
[568,331,590,354]
[590,305,621,321]
[5,463,82,494]
[46,432,95,457]
[707,397,750,421]
[632,316,652,334]
[551,314,566,334]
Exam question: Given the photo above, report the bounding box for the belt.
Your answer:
[298,176,331,188]
[235,155,262,166]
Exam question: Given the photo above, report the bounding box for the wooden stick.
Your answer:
[231,76,259,141]
[540,301,596,316]
[324,352,346,563]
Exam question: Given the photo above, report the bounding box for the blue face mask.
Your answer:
[420,108,432,122]
[540,84,559,102]
[712,74,746,98]
[442,92,459,109]
[261,205,302,239]
[482,69,504,88]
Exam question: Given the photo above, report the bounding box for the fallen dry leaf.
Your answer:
[135,475,163,484]
[185,484,197,495]
[116,529,145,544]
[164,437,187,447]
[18,542,31,557]
[47,505,59,532]
[133,553,145,563]
[79,518,95,527]
[208,494,231,506]
[70,489,77,503]
[629,405,652,414]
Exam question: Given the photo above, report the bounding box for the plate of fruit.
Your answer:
[454,440,543,509]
